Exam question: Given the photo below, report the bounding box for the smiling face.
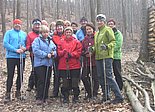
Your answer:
[33,23,41,31]
[41,31,49,38]
[56,25,64,33]
[65,29,73,38]
[86,26,94,36]
[107,21,115,28]
[40,25,49,39]
[96,20,105,28]
[13,24,22,31]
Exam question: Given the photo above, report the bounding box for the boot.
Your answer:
[63,96,69,103]
[15,91,21,99]
[26,87,32,92]
[4,92,11,104]
[84,94,92,100]
[72,96,79,103]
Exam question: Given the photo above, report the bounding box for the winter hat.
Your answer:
[56,20,64,27]
[96,14,106,22]
[64,27,73,32]
[71,22,78,27]
[32,18,41,25]
[80,17,88,22]
[13,19,22,24]
[86,23,95,32]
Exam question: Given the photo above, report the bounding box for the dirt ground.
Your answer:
[0,46,138,112]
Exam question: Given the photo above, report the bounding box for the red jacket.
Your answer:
[26,31,39,50]
[26,31,39,57]
[52,32,65,46]
[58,36,82,70]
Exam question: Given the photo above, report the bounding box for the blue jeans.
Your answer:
[96,58,123,99]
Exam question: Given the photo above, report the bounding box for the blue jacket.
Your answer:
[32,36,57,67]
[76,29,85,41]
[3,29,27,58]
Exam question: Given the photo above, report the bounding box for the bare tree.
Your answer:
[138,0,149,61]
[96,0,102,14]
[90,0,96,25]
[0,0,6,37]
[16,0,21,19]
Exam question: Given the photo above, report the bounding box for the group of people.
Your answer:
[3,14,124,105]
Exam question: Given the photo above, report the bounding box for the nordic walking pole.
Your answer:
[103,59,107,101]
[19,49,25,100]
[42,63,50,103]
[66,57,70,106]
[101,41,107,101]
[88,43,93,99]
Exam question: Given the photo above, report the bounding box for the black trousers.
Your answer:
[59,69,80,98]
[28,56,37,89]
[6,58,25,92]
[113,59,123,90]
[52,60,60,96]
[35,66,52,100]
[81,66,99,97]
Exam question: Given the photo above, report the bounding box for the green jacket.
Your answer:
[94,25,115,60]
[113,30,123,59]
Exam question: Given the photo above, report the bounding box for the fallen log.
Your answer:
[123,76,155,112]
[151,80,155,107]
[124,80,145,112]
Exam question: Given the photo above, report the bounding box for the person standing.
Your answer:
[71,22,78,34]
[57,27,82,103]
[90,14,123,104]
[3,19,27,103]
[32,25,57,105]
[107,19,123,91]
[49,21,56,37]
[26,19,41,92]
[50,20,65,98]
[76,17,88,42]
[81,23,99,100]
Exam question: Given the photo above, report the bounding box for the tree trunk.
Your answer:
[13,0,16,20]
[96,0,102,14]
[90,0,95,25]
[124,81,145,112]
[138,0,149,61]
[16,0,21,19]
[0,0,6,37]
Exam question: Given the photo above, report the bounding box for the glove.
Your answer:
[68,53,72,59]
[47,53,52,58]
[63,49,67,55]
[51,51,55,57]
[101,44,107,50]
[29,46,32,52]
[88,46,93,52]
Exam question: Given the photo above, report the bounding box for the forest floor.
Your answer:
[0,43,142,112]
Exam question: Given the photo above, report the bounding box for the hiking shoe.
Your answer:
[72,96,79,103]
[83,95,92,100]
[36,100,43,105]
[15,91,21,99]
[50,94,58,98]
[26,87,32,92]
[63,97,69,103]
[45,99,52,104]
[110,98,123,104]
[4,93,11,104]
[101,96,110,102]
